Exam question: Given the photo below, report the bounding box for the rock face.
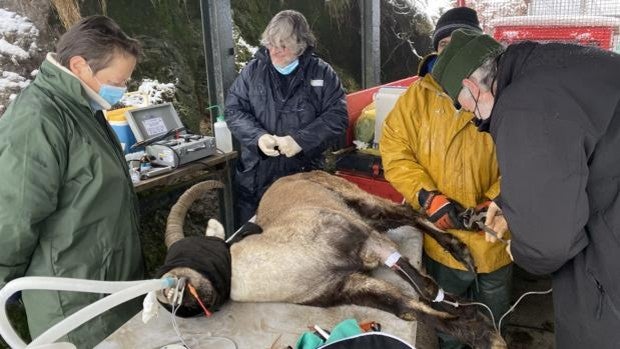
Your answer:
[90,0,209,133]
[0,0,209,132]
[0,1,56,116]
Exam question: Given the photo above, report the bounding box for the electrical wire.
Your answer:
[498,288,552,337]
[448,300,498,332]
[170,297,192,349]
[392,263,426,301]
[440,288,553,337]
[389,255,553,339]
[167,282,238,349]
[169,303,238,349]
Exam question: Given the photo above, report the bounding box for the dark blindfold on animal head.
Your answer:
[156,236,232,317]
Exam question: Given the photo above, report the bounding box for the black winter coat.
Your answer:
[225,47,347,221]
[490,42,620,348]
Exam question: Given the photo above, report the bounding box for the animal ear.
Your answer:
[206,218,225,239]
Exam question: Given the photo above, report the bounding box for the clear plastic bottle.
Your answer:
[129,167,141,184]
[214,115,233,153]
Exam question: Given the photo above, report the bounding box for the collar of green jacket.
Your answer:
[36,53,112,111]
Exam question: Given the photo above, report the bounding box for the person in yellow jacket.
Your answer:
[380,7,512,349]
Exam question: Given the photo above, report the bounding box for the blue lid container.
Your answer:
[109,120,137,154]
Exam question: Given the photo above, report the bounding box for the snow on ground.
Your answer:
[0,8,40,115]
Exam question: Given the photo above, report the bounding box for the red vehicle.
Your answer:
[491,15,620,52]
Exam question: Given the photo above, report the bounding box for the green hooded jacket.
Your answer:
[0,54,144,347]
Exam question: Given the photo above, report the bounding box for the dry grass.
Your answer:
[50,0,82,29]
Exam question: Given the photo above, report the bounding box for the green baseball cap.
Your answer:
[432,29,504,101]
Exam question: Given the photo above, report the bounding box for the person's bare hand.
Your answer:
[485,201,508,243]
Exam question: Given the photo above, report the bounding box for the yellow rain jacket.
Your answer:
[380,61,511,273]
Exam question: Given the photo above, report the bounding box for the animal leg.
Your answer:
[362,234,478,318]
[205,218,225,239]
[334,274,505,349]
[362,233,442,302]
[414,220,477,275]
[342,190,476,274]
[304,171,420,230]
[309,272,451,320]
[302,172,475,273]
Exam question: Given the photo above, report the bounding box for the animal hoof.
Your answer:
[206,218,225,239]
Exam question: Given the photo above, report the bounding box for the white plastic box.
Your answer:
[374,87,407,147]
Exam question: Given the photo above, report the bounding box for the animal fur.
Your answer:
[159,171,506,348]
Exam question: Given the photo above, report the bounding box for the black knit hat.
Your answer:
[433,7,481,51]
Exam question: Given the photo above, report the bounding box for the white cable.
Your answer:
[392,263,425,300]
[168,290,238,349]
[441,288,553,336]
[498,288,552,337]
[451,301,498,333]
[170,294,192,349]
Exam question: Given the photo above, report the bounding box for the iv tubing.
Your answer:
[0,277,175,349]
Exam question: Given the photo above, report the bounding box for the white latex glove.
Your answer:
[274,135,302,158]
[484,201,509,243]
[258,134,280,156]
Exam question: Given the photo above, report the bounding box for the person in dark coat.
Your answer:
[225,10,348,224]
[432,29,620,348]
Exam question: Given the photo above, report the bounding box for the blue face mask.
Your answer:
[98,84,127,106]
[88,65,127,106]
[274,59,299,75]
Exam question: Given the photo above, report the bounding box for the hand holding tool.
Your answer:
[418,189,466,230]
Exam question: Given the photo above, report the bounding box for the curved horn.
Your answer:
[165,180,225,248]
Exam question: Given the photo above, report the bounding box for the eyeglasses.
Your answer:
[265,42,288,51]
[88,64,131,88]
[108,77,131,88]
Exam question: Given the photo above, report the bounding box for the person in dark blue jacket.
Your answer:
[225,10,348,224]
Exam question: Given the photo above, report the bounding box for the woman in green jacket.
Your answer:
[0,16,144,348]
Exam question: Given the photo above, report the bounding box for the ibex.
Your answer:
[157,171,506,348]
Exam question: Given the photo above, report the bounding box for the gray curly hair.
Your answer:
[260,10,316,56]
